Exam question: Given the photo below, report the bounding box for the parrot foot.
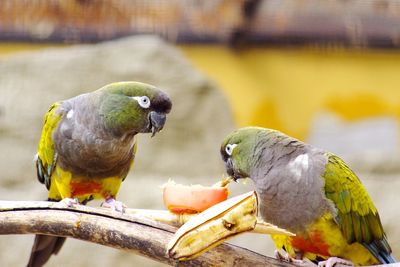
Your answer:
[101,198,126,213]
[275,250,306,266]
[59,197,79,208]
[317,257,354,267]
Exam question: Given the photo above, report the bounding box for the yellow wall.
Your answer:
[180,45,400,139]
[2,43,400,140]
[0,43,65,55]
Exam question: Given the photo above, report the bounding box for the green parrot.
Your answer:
[220,127,396,266]
[28,81,172,267]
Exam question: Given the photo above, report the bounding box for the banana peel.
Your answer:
[167,191,294,261]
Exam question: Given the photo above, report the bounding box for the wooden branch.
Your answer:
[0,201,396,267]
[0,200,294,267]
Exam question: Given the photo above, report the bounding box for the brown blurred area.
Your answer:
[0,0,242,43]
[1,0,400,47]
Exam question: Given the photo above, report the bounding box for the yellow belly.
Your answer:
[48,165,123,202]
[271,213,379,266]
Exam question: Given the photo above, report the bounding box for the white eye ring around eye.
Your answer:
[225,144,237,156]
[131,96,151,109]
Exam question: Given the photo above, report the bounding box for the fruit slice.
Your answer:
[163,178,231,214]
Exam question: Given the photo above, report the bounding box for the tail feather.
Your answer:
[364,240,397,264]
[27,234,66,267]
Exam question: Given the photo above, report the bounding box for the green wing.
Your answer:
[36,102,63,189]
[323,154,391,253]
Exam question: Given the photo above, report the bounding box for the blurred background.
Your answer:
[0,0,399,266]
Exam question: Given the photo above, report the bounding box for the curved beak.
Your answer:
[226,158,239,182]
[226,158,234,177]
[225,158,247,182]
[149,111,166,137]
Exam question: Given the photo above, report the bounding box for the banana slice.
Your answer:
[167,191,294,261]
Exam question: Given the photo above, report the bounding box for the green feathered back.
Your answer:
[323,153,391,253]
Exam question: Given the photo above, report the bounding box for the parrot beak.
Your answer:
[149,111,166,137]
[226,158,235,177]
[167,191,294,261]
[226,158,242,182]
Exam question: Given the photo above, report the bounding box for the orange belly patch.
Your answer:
[291,232,330,256]
[70,180,103,198]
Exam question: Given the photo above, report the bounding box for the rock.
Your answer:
[0,36,235,267]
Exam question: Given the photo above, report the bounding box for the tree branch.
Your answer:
[0,200,293,267]
[0,201,396,267]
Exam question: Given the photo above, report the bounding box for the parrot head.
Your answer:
[99,81,172,137]
[221,127,285,182]
[220,127,264,181]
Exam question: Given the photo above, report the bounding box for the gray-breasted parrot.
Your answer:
[28,81,172,267]
[220,126,395,266]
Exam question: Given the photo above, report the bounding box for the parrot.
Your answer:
[220,126,396,266]
[27,81,172,267]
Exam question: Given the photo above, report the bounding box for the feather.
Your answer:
[323,154,393,263]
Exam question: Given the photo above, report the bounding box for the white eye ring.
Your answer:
[225,144,237,156]
[131,96,151,109]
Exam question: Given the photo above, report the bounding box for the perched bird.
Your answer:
[220,127,396,266]
[28,81,172,267]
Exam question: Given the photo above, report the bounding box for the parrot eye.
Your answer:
[131,96,151,109]
[225,144,237,156]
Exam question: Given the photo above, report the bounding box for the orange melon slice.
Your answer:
[163,178,231,214]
